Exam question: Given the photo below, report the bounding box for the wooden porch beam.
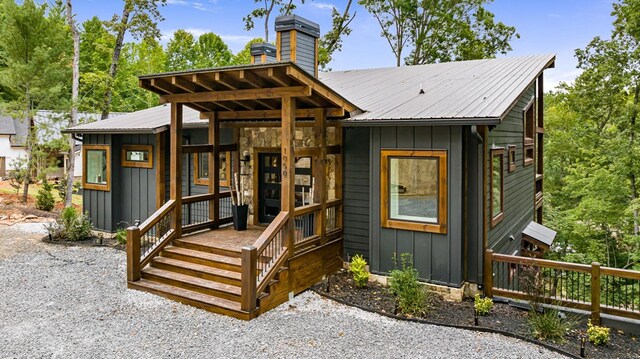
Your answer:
[281,96,296,255]
[285,66,359,113]
[194,74,254,111]
[173,76,235,112]
[170,103,183,239]
[209,112,220,226]
[160,86,311,104]
[155,132,165,210]
[215,73,276,110]
[182,144,213,154]
[313,108,327,244]
[199,108,345,120]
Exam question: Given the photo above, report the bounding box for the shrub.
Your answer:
[349,254,369,288]
[389,253,428,316]
[474,294,493,315]
[587,320,610,346]
[46,207,93,241]
[35,180,55,211]
[528,309,573,343]
[115,227,127,245]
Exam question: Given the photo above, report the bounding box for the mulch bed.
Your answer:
[312,269,640,359]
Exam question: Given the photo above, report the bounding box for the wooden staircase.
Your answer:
[128,235,289,320]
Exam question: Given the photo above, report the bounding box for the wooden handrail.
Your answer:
[139,200,176,234]
[326,198,342,207]
[294,203,321,217]
[253,211,289,253]
[182,193,215,204]
[600,266,640,280]
[491,252,591,273]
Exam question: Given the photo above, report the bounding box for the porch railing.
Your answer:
[181,191,233,234]
[485,249,640,324]
[126,200,177,281]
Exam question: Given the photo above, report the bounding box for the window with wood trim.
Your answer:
[194,152,232,187]
[121,145,153,168]
[83,144,110,191]
[381,149,447,234]
[523,99,535,166]
[508,145,516,173]
[490,148,504,227]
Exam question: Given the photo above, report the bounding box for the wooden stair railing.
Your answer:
[240,211,290,312]
[127,199,177,282]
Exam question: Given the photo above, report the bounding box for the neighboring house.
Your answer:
[65,15,555,320]
[0,115,29,177]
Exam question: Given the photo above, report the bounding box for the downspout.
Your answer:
[471,125,483,143]
[72,133,83,142]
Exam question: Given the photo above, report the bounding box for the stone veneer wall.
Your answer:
[238,126,337,223]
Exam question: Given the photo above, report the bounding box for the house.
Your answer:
[64,15,555,319]
[0,115,29,177]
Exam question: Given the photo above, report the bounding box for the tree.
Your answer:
[243,0,300,43]
[165,29,197,71]
[0,0,71,203]
[359,0,518,66]
[231,37,267,65]
[319,0,356,69]
[65,0,80,208]
[79,17,115,112]
[101,0,166,120]
[195,32,232,68]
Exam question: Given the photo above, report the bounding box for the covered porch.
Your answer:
[125,62,358,319]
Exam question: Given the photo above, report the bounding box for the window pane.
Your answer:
[492,154,503,218]
[389,157,439,223]
[198,153,209,179]
[126,150,148,162]
[86,150,107,184]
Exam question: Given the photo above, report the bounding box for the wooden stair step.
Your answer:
[151,256,242,286]
[128,279,253,320]
[173,238,242,258]
[142,267,241,301]
[161,246,242,272]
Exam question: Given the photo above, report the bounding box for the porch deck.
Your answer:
[179,225,267,252]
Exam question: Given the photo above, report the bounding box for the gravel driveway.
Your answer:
[0,225,567,359]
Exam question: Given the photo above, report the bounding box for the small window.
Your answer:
[523,99,535,166]
[122,145,153,168]
[508,145,516,173]
[194,151,232,187]
[381,149,447,234]
[83,144,110,191]
[490,148,504,227]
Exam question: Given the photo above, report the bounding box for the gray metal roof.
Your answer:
[319,54,555,124]
[0,116,16,135]
[523,221,557,247]
[63,105,206,134]
[11,117,29,146]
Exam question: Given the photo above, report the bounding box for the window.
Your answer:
[194,152,232,187]
[490,148,504,227]
[381,149,447,234]
[523,98,535,166]
[508,145,516,173]
[83,144,110,191]
[122,145,153,168]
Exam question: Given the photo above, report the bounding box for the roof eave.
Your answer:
[340,117,501,127]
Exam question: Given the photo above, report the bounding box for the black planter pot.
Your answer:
[232,204,248,231]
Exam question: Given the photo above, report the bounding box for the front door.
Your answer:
[257,153,313,224]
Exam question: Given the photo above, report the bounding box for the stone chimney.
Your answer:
[275,15,320,77]
[250,43,277,64]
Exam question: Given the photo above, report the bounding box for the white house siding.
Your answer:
[0,135,28,172]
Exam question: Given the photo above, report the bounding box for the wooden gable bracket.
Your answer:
[198,108,345,120]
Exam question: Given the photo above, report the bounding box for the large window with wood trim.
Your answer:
[194,152,231,187]
[490,148,504,227]
[121,145,153,168]
[523,99,535,166]
[381,149,447,234]
[83,144,110,191]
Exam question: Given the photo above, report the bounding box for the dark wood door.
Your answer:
[258,153,313,224]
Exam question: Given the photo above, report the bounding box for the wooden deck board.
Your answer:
[179,225,266,251]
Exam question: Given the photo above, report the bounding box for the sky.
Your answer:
[71,0,618,91]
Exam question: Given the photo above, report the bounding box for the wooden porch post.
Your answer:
[208,112,220,227]
[281,96,296,252]
[313,108,327,243]
[170,102,183,239]
[155,132,166,210]
[335,125,343,229]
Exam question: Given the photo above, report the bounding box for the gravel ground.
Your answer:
[0,225,567,359]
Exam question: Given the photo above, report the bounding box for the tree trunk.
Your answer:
[101,5,131,120]
[21,115,34,204]
[65,0,80,208]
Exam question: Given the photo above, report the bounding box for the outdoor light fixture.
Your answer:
[580,336,586,358]
[474,308,479,326]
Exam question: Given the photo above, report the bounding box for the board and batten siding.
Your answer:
[369,126,464,287]
[343,127,370,261]
[82,134,116,232]
[486,82,536,255]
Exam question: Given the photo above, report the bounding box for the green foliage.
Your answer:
[527,309,573,343]
[231,37,266,65]
[46,207,93,241]
[243,0,301,42]
[115,227,127,245]
[358,0,518,66]
[7,156,28,195]
[473,294,493,315]
[587,320,610,346]
[349,254,369,288]
[35,180,55,211]
[389,253,428,316]
[318,1,356,70]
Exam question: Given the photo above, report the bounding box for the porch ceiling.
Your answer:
[138,62,360,120]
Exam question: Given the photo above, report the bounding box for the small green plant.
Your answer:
[528,309,573,343]
[35,180,55,211]
[115,228,127,245]
[474,294,493,315]
[46,207,93,241]
[389,253,428,316]
[349,254,369,288]
[587,320,610,346]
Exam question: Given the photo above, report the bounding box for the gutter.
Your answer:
[340,117,501,127]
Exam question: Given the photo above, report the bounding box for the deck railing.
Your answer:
[485,249,640,323]
[181,191,233,234]
[127,200,177,281]
[325,199,342,236]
